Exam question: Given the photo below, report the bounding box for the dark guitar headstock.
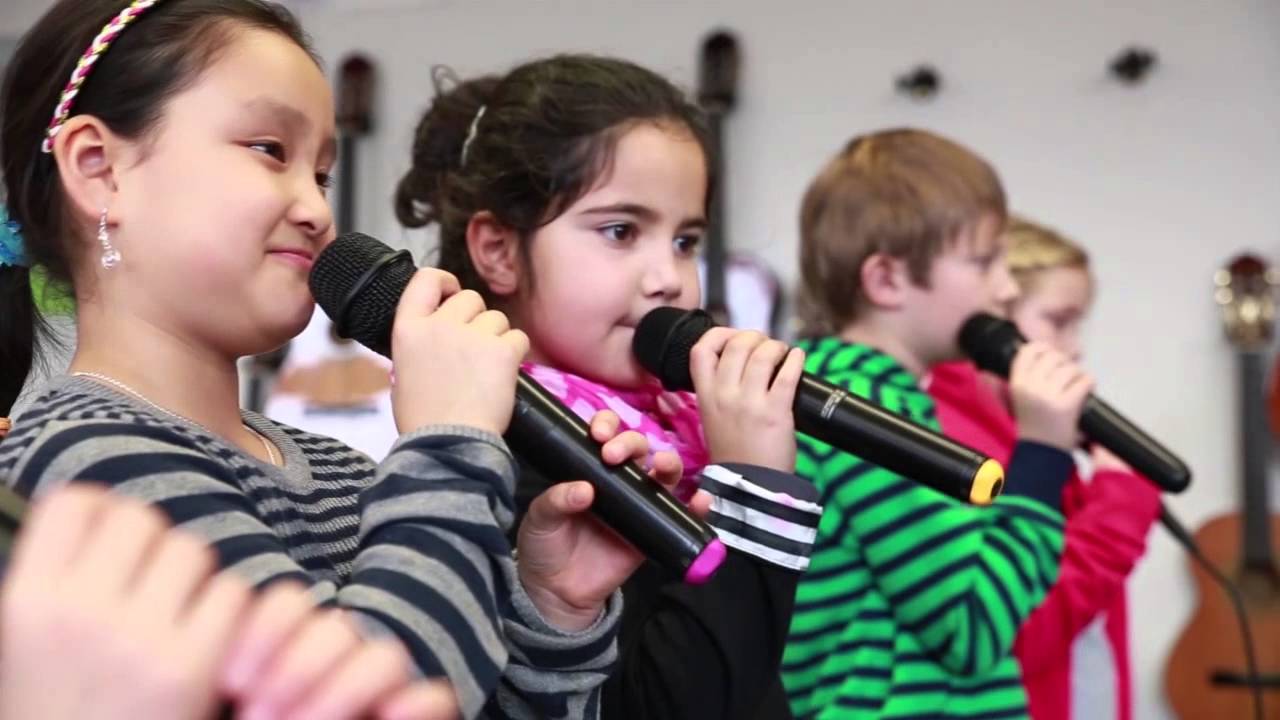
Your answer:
[336,54,376,137]
[1215,253,1277,352]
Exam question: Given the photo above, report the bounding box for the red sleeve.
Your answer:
[1013,469,1161,676]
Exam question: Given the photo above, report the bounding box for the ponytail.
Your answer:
[0,267,38,415]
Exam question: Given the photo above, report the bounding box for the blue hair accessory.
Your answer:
[0,207,26,269]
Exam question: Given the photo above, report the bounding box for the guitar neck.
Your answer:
[703,113,727,313]
[1239,350,1276,574]
[336,133,357,236]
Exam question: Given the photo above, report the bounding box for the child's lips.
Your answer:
[269,249,315,271]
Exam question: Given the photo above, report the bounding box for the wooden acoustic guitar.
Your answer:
[695,30,785,337]
[1165,253,1280,718]
[245,54,380,413]
[333,54,375,237]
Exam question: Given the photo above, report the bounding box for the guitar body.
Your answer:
[1165,514,1280,719]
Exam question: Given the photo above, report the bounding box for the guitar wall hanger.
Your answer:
[889,46,1156,101]
[896,65,941,99]
[1110,46,1158,85]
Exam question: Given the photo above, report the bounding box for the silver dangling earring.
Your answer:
[98,206,120,269]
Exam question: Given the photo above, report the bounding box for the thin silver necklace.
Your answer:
[71,371,279,467]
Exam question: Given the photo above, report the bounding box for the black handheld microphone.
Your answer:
[632,307,1005,505]
[309,233,725,584]
[958,312,1191,493]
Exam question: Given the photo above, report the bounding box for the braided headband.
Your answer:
[41,0,165,154]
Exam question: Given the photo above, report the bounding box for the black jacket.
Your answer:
[514,462,821,720]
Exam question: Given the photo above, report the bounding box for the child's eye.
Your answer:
[316,171,335,189]
[248,141,286,163]
[600,223,637,243]
[675,234,702,255]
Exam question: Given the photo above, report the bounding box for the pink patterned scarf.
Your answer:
[522,363,710,501]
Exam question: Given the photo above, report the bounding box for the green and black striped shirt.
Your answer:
[782,339,1069,719]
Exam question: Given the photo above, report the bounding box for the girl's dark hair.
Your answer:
[395,55,714,299]
[0,0,316,415]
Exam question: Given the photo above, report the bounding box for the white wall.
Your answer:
[7,1,1280,718]
[0,0,54,34]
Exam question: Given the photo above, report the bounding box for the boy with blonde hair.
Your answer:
[783,129,1093,719]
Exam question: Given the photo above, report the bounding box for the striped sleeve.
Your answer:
[485,586,621,719]
[700,463,823,572]
[6,419,617,719]
[793,380,1067,678]
[358,428,622,720]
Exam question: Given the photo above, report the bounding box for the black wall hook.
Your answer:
[896,65,941,99]
[1110,47,1157,84]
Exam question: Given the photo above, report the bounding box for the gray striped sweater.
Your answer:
[0,376,620,719]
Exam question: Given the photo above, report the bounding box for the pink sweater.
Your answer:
[926,361,1161,720]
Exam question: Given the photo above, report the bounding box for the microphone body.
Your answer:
[633,308,1005,506]
[509,376,722,581]
[792,375,1003,504]
[309,233,724,583]
[958,312,1191,493]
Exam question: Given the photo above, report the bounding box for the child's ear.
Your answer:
[859,251,910,309]
[466,211,522,297]
[52,116,127,231]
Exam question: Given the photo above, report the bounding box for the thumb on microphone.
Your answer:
[516,410,694,631]
[518,411,632,543]
[521,481,597,542]
[521,410,700,542]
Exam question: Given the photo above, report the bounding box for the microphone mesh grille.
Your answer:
[957,312,1024,377]
[309,232,415,357]
[632,307,717,391]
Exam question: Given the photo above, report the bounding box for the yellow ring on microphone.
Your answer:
[969,459,1004,506]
